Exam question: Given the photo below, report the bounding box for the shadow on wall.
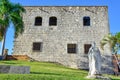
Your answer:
[77,55,89,70]
[101,55,114,74]
[77,55,114,74]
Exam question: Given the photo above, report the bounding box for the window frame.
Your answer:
[49,16,57,26]
[83,16,90,26]
[32,42,42,52]
[34,17,42,26]
[84,44,91,54]
[67,44,77,54]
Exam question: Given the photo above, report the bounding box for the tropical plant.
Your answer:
[0,0,25,55]
[100,32,120,54]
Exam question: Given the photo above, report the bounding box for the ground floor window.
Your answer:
[84,44,91,54]
[67,44,76,53]
[33,42,42,52]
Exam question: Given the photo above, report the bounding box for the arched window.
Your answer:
[83,16,90,26]
[35,17,42,26]
[49,17,57,26]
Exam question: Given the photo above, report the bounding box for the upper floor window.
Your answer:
[83,16,90,26]
[49,17,57,26]
[35,17,42,26]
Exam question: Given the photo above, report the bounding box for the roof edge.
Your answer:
[23,6,108,7]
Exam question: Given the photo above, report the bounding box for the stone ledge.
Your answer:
[0,65,30,74]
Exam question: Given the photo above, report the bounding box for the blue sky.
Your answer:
[0,0,120,55]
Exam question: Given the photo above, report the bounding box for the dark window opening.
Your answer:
[35,17,42,26]
[84,44,91,54]
[67,44,76,53]
[49,17,57,26]
[83,17,90,26]
[33,42,42,51]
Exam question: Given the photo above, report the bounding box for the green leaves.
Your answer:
[115,32,120,43]
[0,0,25,40]
[10,10,24,37]
[0,0,25,55]
[100,33,120,54]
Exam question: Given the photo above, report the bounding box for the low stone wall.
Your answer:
[0,65,30,74]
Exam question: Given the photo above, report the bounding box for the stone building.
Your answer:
[13,6,113,74]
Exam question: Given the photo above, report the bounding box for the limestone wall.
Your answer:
[13,6,113,74]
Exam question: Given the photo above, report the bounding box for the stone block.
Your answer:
[0,65,10,73]
[9,66,30,74]
[0,65,30,74]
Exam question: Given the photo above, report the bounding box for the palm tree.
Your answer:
[100,32,120,54]
[0,0,25,55]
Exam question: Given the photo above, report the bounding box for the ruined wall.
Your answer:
[13,6,113,74]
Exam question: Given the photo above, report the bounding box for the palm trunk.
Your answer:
[1,28,7,56]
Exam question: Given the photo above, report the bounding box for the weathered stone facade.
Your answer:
[13,6,113,74]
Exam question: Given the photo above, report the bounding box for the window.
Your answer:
[35,17,42,26]
[84,44,91,54]
[83,16,90,26]
[49,17,57,26]
[67,44,76,53]
[33,42,42,51]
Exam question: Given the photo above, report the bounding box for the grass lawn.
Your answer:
[0,60,119,80]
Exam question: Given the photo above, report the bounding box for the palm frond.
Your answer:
[0,0,25,55]
[10,11,24,37]
[100,34,112,50]
[100,33,120,54]
[9,3,25,38]
[115,32,120,44]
